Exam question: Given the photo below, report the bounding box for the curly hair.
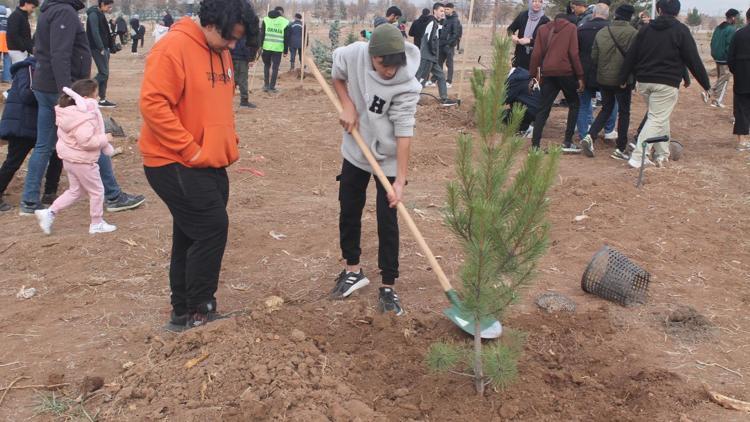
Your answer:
[198,0,258,40]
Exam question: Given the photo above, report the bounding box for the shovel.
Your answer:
[635,135,669,188]
[305,56,502,339]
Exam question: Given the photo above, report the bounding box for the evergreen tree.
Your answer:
[426,36,560,395]
[687,8,702,28]
[311,20,341,77]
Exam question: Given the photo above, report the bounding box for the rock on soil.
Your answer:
[536,292,577,313]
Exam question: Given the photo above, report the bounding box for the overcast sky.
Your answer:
[669,0,746,16]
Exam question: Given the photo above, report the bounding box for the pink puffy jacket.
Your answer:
[55,87,114,164]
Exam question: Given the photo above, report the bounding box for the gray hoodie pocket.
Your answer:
[371,138,396,161]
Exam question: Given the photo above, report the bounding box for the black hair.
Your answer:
[59,79,98,107]
[19,0,40,6]
[386,6,402,17]
[656,0,680,16]
[432,2,444,11]
[726,8,739,18]
[445,2,454,8]
[379,52,407,67]
[747,9,750,21]
[98,0,113,5]
[295,12,302,19]
[274,6,284,13]
[421,8,430,15]
[199,0,257,40]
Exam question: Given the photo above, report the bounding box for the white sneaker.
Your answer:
[89,221,117,234]
[655,156,669,168]
[35,209,55,235]
[446,82,453,88]
[604,130,618,140]
[628,156,654,168]
[523,125,534,138]
[425,81,435,87]
[581,135,595,157]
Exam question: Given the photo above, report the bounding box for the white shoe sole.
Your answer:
[342,277,370,297]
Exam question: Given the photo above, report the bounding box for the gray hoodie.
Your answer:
[332,41,421,177]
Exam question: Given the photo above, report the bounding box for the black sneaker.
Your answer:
[105,192,145,212]
[98,99,117,108]
[268,88,279,94]
[41,193,57,206]
[440,98,458,107]
[19,201,46,216]
[378,287,404,316]
[0,199,11,212]
[239,101,257,109]
[330,270,370,299]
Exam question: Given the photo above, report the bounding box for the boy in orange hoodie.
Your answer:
[138,0,259,331]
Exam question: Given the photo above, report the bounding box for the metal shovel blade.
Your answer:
[443,290,503,339]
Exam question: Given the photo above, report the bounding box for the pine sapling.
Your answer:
[427,36,560,395]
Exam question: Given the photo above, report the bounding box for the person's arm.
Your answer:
[679,25,710,91]
[387,88,418,207]
[568,28,584,90]
[140,51,201,163]
[408,20,416,37]
[390,137,410,207]
[88,12,105,52]
[259,21,266,51]
[618,27,642,86]
[283,23,290,55]
[72,120,109,151]
[49,9,79,93]
[331,46,357,133]
[528,26,544,80]
[508,12,522,38]
[727,33,737,74]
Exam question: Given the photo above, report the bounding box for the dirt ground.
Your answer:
[1,26,749,421]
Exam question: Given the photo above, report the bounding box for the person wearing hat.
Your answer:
[618,0,710,168]
[581,4,637,160]
[706,8,739,108]
[328,24,422,316]
[728,9,750,151]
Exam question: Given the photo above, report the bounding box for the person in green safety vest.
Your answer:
[260,6,289,93]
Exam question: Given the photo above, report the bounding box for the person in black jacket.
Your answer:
[231,37,255,109]
[115,15,127,44]
[86,0,116,108]
[618,0,710,168]
[130,15,141,53]
[6,0,38,64]
[408,8,431,48]
[507,0,549,71]
[728,9,750,151]
[438,3,461,86]
[20,0,144,215]
[163,11,174,28]
[0,58,62,212]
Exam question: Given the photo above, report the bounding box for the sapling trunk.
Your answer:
[474,320,484,395]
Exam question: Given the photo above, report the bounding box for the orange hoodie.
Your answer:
[138,17,238,168]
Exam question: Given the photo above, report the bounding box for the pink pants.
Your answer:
[50,161,104,224]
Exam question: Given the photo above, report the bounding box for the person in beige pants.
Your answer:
[629,83,678,165]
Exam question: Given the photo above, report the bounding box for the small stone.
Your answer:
[80,376,104,394]
[392,388,409,399]
[122,361,135,370]
[290,329,306,343]
[264,295,284,311]
[535,292,576,313]
[573,188,586,197]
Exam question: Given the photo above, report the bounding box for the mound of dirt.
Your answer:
[664,305,715,342]
[94,300,706,421]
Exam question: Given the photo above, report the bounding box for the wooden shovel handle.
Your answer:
[305,56,453,293]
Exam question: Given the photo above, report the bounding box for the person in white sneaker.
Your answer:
[35,80,117,235]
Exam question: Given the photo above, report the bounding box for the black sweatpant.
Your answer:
[0,136,62,196]
[338,159,399,284]
[144,164,229,315]
[532,75,580,148]
[587,85,632,152]
[131,35,139,53]
[262,50,282,90]
[289,47,303,69]
[734,92,750,136]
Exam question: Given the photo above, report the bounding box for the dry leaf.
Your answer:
[185,352,210,369]
[269,231,287,240]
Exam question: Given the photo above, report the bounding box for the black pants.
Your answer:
[289,47,303,68]
[338,159,399,284]
[131,35,139,53]
[532,75,580,148]
[588,85,631,152]
[0,136,62,196]
[144,164,229,315]
[91,49,110,100]
[734,92,750,136]
[262,50,282,89]
[433,47,455,84]
[117,32,126,44]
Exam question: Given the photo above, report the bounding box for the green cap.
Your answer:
[368,24,405,57]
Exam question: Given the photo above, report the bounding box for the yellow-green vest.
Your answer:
[262,16,289,52]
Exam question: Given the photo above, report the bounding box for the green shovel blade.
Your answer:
[443,290,503,339]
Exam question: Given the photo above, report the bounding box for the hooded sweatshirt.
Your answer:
[420,17,441,62]
[618,15,710,90]
[55,87,114,164]
[408,14,432,47]
[529,16,583,80]
[32,0,92,94]
[331,41,421,177]
[139,17,239,168]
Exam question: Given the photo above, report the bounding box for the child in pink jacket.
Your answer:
[35,79,116,235]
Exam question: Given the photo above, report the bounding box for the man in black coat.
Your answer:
[439,2,461,86]
[7,0,38,64]
[115,15,127,44]
[86,0,116,107]
[20,0,145,215]
[408,8,431,48]
[163,11,174,27]
[728,9,750,151]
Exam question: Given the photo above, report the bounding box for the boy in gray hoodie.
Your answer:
[328,24,421,316]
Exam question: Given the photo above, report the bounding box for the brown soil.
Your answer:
[1,28,749,421]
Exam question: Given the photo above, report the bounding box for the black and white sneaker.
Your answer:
[105,192,145,212]
[98,99,117,108]
[378,287,404,316]
[330,270,370,299]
